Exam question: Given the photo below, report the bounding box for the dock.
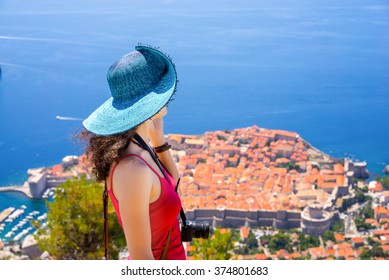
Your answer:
[0,207,15,223]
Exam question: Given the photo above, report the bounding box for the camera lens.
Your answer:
[192,221,210,239]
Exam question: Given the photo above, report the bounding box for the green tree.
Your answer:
[354,217,375,231]
[359,201,374,219]
[382,176,389,190]
[321,230,335,243]
[34,176,125,259]
[268,232,292,253]
[297,233,320,251]
[234,245,249,255]
[246,230,259,249]
[360,245,386,260]
[330,220,345,233]
[355,190,367,204]
[191,228,235,260]
[367,237,379,247]
[341,199,353,212]
[286,162,299,171]
[360,248,372,260]
[217,135,227,141]
[375,175,389,190]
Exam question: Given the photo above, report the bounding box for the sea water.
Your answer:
[0,0,388,237]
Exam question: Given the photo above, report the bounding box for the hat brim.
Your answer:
[83,47,176,135]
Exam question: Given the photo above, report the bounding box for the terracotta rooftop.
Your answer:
[60,125,337,212]
[334,234,345,243]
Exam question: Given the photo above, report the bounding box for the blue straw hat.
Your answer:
[82,45,177,135]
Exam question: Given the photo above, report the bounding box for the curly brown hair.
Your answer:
[78,129,137,181]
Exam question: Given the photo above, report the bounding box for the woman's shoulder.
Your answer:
[113,154,154,200]
[117,153,147,168]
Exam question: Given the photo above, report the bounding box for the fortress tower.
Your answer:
[301,202,333,235]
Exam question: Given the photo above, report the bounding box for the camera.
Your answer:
[181,220,210,242]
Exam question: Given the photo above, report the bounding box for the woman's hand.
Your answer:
[148,106,180,181]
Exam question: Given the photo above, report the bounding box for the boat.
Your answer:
[9,209,24,219]
[56,115,82,121]
[18,221,26,226]
[37,213,47,221]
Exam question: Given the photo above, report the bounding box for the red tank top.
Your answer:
[108,154,186,260]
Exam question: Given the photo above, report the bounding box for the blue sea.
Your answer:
[0,0,388,238]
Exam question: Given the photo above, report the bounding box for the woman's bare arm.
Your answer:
[149,116,180,182]
[113,158,154,260]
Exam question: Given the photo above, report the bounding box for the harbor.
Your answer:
[0,155,87,246]
[0,188,53,245]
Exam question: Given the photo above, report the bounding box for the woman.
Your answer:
[81,45,186,260]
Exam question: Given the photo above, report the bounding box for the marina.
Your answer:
[0,192,53,244]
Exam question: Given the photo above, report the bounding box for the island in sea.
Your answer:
[1,125,388,260]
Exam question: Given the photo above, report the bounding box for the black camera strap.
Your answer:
[176,178,187,226]
[133,133,188,226]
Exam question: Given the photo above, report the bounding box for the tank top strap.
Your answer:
[110,154,164,190]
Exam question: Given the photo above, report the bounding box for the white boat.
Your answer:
[9,209,24,219]
[17,223,23,228]
[37,213,47,221]
[21,205,27,209]
[5,232,14,238]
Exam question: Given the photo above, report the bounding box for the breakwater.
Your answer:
[0,185,32,199]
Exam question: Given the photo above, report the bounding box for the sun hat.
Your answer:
[82,45,177,135]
